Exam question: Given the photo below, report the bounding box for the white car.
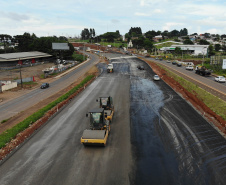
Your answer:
[186,65,194,70]
[153,75,160,81]
[215,76,226,83]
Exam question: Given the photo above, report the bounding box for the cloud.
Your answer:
[111,19,120,24]
[1,0,226,36]
[135,12,151,16]
[153,9,162,13]
[162,22,184,31]
[1,12,30,22]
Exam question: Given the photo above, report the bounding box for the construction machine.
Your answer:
[81,108,110,146]
[97,96,114,123]
[107,64,114,73]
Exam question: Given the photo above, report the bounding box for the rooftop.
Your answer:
[0,51,52,62]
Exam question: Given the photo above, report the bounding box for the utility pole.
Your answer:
[19,59,23,88]
[182,49,183,62]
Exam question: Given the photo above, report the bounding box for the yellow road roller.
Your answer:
[81,108,110,146]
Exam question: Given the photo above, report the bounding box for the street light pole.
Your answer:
[202,47,207,66]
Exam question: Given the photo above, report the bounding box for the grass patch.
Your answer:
[156,63,226,120]
[23,81,38,85]
[99,41,127,48]
[1,118,10,124]
[0,74,95,149]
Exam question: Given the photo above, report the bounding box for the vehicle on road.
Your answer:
[215,76,226,83]
[137,65,145,70]
[40,83,49,89]
[166,60,171,63]
[155,57,159,60]
[107,64,114,73]
[186,65,194,70]
[153,75,160,81]
[195,66,212,76]
[81,108,110,146]
[177,62,182,67]
[172,61,177,65]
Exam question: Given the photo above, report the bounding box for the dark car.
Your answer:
[172,61,177,65]
[137,65,144,70]
[140,66,144,70]
[40,83,49,89]
[177,62,182,67]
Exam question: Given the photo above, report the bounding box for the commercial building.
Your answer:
[0,51,52,67]
[160,45,209,55]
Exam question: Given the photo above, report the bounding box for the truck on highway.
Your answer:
[81,108,110,146]
[107,64,114,73]
[195,66,212,76]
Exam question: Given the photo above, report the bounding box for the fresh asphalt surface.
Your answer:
[0,56,226,185]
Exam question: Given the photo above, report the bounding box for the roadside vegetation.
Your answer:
[0,74,95,149]
[156,63,226,120]
[72,52,87,62]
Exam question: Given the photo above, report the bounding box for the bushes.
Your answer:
[72,53,87,62]
[0,75,95,149]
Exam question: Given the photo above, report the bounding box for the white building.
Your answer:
[160,45,209,55]
[128,40,133,48]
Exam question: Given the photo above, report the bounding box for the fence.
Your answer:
[14,77,34,84]
[0,81,17,92]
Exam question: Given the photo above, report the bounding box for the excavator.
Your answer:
[97,96,114,123]
[81,108,110,146]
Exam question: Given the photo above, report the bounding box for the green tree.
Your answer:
[143,39,153,50]
[92,28,95,37]
[90,28,93,38]
[128,27,142,37]
[174,47,182,55]
[132,36,145,49]
[14,32,37,52]
[180,28,188,36]
[215,44,221,52]
[183,39,194,45]
[170,29,180,37]
[80,28,90,40]
[0,34,13,53]
[222,44,226,53]
[208,44,215,57]
[199,39,210,45]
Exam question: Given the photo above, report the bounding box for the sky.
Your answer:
[1,0,226,37]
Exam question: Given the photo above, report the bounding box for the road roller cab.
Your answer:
[81,108,110,146]
[97,96,114,110]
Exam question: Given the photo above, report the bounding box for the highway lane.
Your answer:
[0,57,225,185]
[0,60,133,185]
[0,53,99,121]
[147,58,226,101]
[128,58,226,184]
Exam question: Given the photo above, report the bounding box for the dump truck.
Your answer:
[97,96,114,123]
[81,108,110,146]
[107,64,114,73]
[195,66,212,76]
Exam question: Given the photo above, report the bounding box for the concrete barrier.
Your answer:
[1,81,17,91]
